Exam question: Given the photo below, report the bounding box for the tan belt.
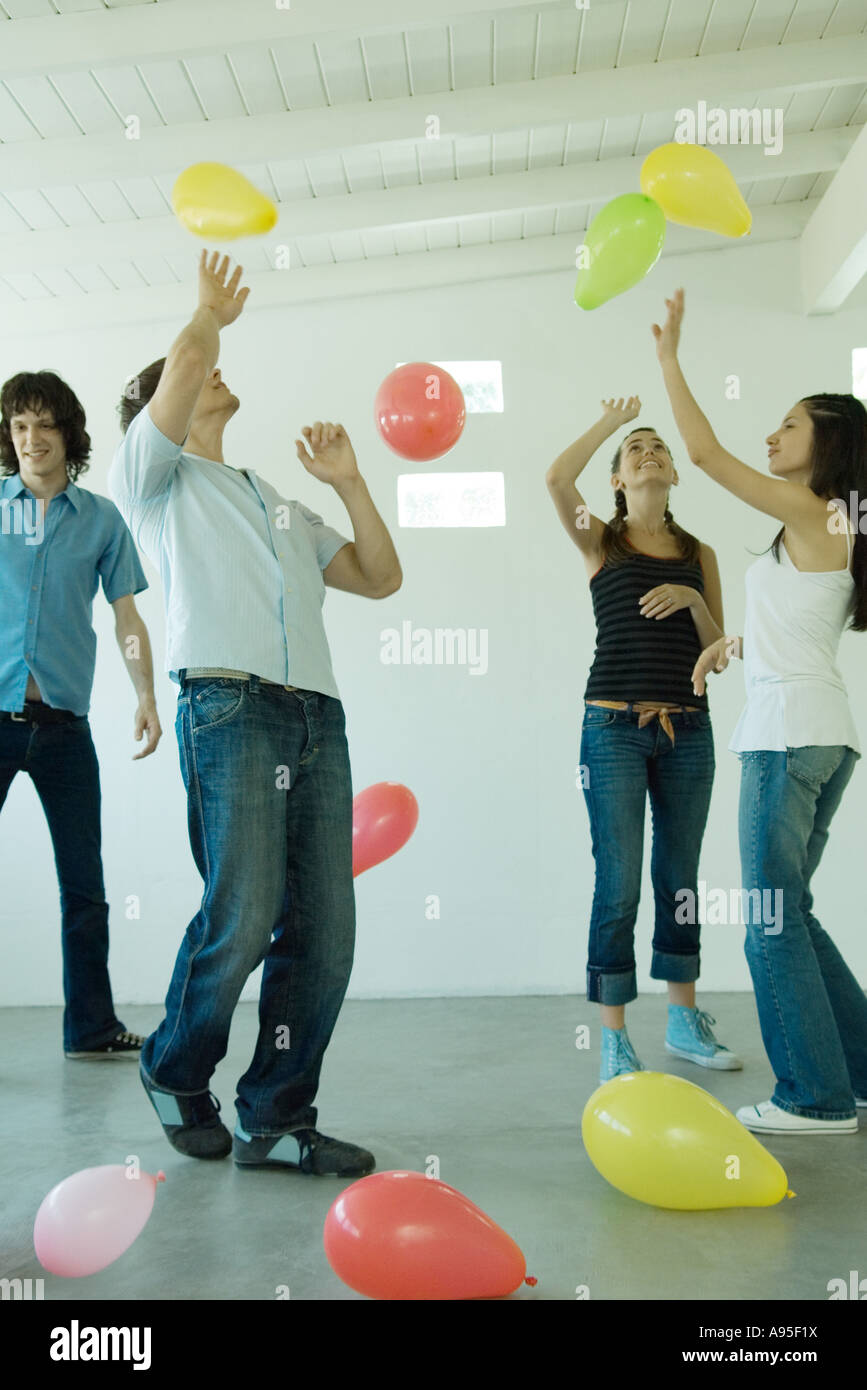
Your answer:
[183,666,298,691]
[586,699,702,747]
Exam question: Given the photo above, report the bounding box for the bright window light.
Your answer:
[397,472,506,527]
[396,361,503,412]
[853,348,867,400]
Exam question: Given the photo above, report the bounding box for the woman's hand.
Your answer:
[639,583,696,619]
[691,635,734,697]
[599,396,641,428]
[651,288,684,362]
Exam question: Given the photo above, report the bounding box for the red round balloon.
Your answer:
[375,362,466,461]
[352,782,418,877]
[323,1170,528,1300]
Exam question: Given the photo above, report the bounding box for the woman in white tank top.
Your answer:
[653,288,867,1134]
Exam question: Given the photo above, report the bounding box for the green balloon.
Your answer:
[574,193,666,310]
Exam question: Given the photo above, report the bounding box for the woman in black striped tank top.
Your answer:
[547,396,739,1082]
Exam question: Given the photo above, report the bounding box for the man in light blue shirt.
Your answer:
[0,370,162,1059]
[110,250,402,1175]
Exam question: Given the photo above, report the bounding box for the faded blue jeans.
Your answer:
[738,746,867,1119]
[580,703,715,1004]
[140,675,356,1136]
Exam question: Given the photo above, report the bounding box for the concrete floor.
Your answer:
[1,993,864,1302]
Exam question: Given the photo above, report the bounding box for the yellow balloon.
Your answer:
[172,162,278,240]
[581,1072,794,1210]
[640,142,752,238]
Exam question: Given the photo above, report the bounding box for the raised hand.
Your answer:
[197,250,250,328]
[651,288,684,361]
[295,421,359,488]
[600,395,641,426]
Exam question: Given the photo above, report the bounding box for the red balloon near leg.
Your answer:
[375,362,466,461]
[352,782,418,877]
[324,1170,529,1299]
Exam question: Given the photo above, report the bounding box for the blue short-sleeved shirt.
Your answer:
[108,407,351,698]
[0,474,148,716]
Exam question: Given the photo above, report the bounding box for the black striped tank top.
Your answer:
[583,542,709,710]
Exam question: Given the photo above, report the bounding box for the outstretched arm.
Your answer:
[149,251,250,446]
[653,289,825,529]
[546,396,640,562]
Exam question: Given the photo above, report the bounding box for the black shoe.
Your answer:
[65,1030,145,1060]
[233,1125,375,1176]
[140,1066,231,1160]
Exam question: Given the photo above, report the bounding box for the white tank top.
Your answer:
[728,504,860,755]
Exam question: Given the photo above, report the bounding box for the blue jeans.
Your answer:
[738,746,867,1119]
[140,675,356,1136]
[0,714,125,1052]
[580,704,715,1004]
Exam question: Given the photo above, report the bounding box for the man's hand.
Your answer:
[198,250,249,329]
[133,696,162,760]
[295,422,360,488]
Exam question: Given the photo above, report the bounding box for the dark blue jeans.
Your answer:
[141,675,356,1137]
[738,746,867,1119]
[0,714,125,1052]
[580,704,715,1004]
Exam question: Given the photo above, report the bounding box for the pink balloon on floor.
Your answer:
[34,1165,166,1277]
[375,361,466,460]
[352,782,419,876]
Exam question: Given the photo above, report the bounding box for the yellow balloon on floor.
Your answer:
[172,162,278,239]
[640,142,752,238]
[582,1072,794,1210]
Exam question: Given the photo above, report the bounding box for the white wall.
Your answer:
[2,235,867,1008]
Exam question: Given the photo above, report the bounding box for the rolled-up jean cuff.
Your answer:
[650,948,700,983]
[587,966,637,1006]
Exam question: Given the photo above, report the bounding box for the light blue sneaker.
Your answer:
[665,1006,742,1070]
[600,1025,645,1083]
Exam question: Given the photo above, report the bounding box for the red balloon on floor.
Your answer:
[374,361,466,460]
[323,1170,529,1299]
[352,782,418,876]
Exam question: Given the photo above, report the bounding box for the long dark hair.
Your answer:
[766,394,867,631]
[0,371,91,482]
[599,425,701,566]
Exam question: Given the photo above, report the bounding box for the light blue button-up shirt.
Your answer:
[0,474,148,716]
[108,407,351,698]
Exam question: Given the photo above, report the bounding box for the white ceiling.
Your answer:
[0,0,865,333]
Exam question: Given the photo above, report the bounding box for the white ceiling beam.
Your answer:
[0,125,853,277]
[0,0,592,79]
[2,34,865,192]
[800,122,867,313]
[0,201,816,341]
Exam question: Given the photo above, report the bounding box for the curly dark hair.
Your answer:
[118,358,166,435]
[600,425,701,567]
[0,371,91,481]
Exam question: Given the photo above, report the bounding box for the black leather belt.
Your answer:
[1,703,78,725]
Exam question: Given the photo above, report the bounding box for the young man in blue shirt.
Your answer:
[110,251,402,1176]
[0,370,162,1059]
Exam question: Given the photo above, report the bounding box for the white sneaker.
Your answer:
[736,1099,857,1134]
